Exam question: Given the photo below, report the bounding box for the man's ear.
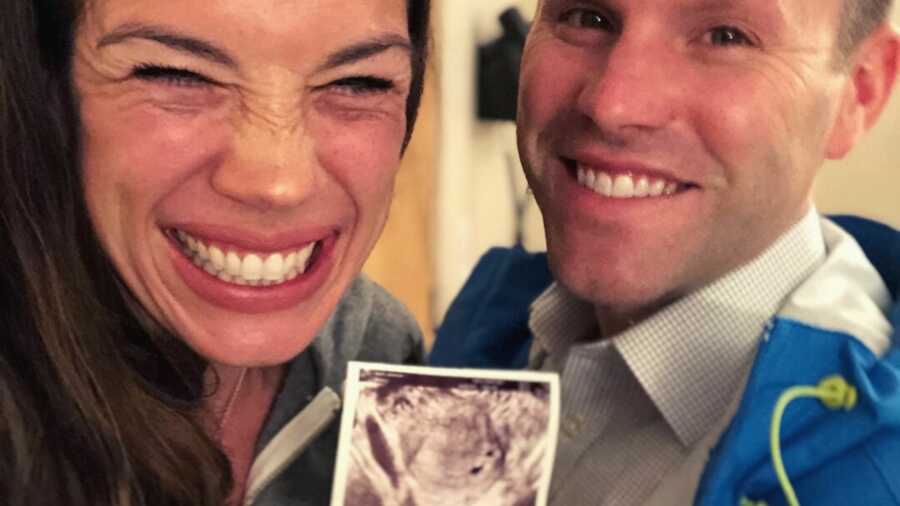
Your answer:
[825,24,900,160]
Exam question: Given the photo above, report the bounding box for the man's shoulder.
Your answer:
[695,216,900,505]
[429,247,553,369]
[447,246,553,301]
[830,214,900,298]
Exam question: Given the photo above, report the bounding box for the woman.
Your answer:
[0,0,429,505]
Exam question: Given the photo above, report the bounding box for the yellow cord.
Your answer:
[741,375,857,506]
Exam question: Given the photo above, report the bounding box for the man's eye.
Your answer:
[560,9,616,32]
[706,26,754,47]
[330,76,395,95]
[132,64,214,87]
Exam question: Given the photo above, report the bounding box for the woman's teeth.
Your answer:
[175,230,316,286]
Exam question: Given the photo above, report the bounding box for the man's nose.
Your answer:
[575,34,682,137]
[212,117,321,212]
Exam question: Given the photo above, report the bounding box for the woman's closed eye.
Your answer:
[132,64,216,88]
[328,75,396,95]
[316,73,407,120]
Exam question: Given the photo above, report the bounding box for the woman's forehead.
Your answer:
[78,0,411,50]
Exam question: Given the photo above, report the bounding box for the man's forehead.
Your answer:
[537,0,838,20]
[537,0,844,38]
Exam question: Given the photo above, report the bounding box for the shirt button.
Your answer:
[562,415,585,439]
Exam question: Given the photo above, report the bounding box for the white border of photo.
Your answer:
[330,361,560,506]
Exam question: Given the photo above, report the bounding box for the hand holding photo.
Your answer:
[331,362,560,506]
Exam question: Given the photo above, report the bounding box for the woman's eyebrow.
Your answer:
[97,25,411,72]
[97,23,237,68]
[317,34,413,71]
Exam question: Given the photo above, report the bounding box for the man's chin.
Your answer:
[552,260,677,327]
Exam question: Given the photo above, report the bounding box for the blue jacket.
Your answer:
[430,216,900,505]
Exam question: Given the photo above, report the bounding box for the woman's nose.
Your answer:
[211,117,321,212]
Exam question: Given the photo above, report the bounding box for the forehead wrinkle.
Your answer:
[234,73,305,135]
[231,101,308,174]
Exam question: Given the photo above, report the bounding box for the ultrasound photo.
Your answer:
[330,362,559,506]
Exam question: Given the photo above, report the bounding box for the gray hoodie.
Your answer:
[245,275,423,506]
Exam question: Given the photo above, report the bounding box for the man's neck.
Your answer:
[594,298,674,338]
[592,207,823,339]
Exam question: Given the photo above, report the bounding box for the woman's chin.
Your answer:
[150,230,355,367]
[181,321,322,367]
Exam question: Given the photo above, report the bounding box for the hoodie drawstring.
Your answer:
[739,375,857,506]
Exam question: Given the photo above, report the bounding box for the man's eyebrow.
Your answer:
[97,24,237,67]
[691,0,786,30]
[692,0,780,16]
[317,35,412,71]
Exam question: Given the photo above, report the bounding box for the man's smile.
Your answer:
[560,157,700,199]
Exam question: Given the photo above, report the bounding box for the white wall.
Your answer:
[434,2,900,322]
[434,0,539,320]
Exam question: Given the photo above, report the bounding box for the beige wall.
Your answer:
[363,66,437,344]
[815,7,900,227]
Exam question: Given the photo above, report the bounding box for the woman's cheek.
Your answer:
[109,103,232,188]
[312,96,407,189]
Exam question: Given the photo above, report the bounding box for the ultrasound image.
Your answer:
[340,371,552,506]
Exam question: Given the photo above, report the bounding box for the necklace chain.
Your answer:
[218,367,247,435]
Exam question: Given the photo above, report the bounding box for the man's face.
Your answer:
[519,0,857,328]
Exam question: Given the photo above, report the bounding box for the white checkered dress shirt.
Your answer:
[529,208,827,505]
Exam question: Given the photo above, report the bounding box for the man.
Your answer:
[430,0,900,504]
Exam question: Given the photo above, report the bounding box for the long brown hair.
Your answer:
[0,0,430,505]
[1,0,231,504]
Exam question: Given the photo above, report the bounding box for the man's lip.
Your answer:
[559,154,698,188]
[161,223,338,254]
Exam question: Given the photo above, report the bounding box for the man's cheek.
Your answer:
[519,47,581,122]
[694,98,766,173]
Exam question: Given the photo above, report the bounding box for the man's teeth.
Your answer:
[176,230,316,286]
[576,165,678,198]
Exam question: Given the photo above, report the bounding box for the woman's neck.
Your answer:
[204,364,286,506]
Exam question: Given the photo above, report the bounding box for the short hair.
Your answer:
[838,0,895,61]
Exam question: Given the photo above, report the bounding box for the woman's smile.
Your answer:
[172,228,321,287]
[166,225,339,314]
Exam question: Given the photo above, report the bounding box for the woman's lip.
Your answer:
[163,223,337,254]
[167,231,338,314]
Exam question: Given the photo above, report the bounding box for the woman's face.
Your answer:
[74,0,412,366]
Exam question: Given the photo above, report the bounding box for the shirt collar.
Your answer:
[529,208,826,446]
[530,282,597,356]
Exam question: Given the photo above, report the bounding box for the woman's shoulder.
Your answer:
[313,275,424,371]
[336,275,422,340]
